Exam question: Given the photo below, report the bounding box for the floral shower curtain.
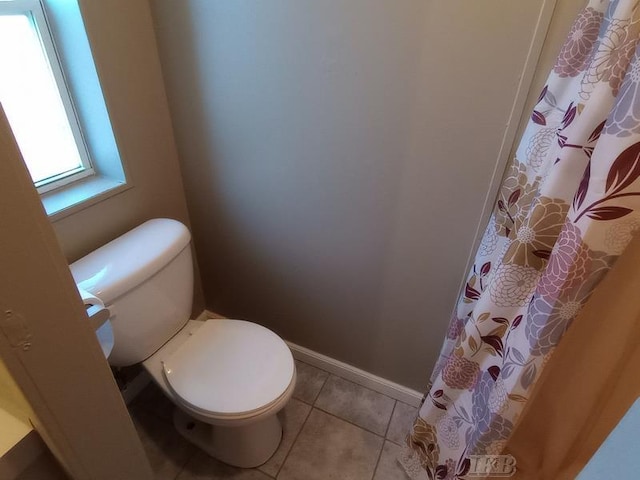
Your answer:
[401,0,640,478]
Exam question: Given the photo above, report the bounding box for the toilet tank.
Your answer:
[70,219,194,367]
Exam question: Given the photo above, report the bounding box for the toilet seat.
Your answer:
[162,319,295,419]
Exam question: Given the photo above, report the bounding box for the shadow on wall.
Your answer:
[151,0,430,385]
[152,3,328,339]
[150,0,556,390]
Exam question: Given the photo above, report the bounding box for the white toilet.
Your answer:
[70,218,296,468]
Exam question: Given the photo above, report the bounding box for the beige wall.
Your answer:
[150,0,575,389]
[47,1,204,313]
[1,106,153,478]
[0,360,31,427]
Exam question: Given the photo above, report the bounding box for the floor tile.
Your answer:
[177,451,273,480]
[258,399,311,477]
[292,361,328,404]
[373,441,410,480]
[132,410,197,480]
[15,449,69,480]
[131,382,175,422]
[386,401,418,445]
[278,409,383,480]
[315,375,395,435]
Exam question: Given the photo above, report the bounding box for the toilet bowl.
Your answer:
[70,218,296,468]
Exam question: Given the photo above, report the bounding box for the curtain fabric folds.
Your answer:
[400,1,640,478]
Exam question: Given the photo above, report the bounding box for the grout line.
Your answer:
[311,371,331,406]
[383,401,397,440]
[305,368,398,438]
[285,407,387,480]
[312,367,400,403]
[370,438,386,480]
[310,371,398,439]
[293,358,331,406]
[261,469,277,480]
[387,437,404,447]
[291,395,312,406]
[273,403,314,479]
[296,358,330,374]
[312,406,389,439]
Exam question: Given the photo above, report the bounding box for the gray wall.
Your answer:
[151,0,561,389]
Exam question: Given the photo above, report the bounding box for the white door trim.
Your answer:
[0,107,153,480]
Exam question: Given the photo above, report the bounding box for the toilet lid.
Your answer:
[162,319,294,416]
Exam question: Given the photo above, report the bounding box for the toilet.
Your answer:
[70,218,296,468]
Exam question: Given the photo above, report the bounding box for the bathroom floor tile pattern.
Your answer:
[129,360,414,479]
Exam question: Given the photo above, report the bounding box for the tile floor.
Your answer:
[130,360,418,480]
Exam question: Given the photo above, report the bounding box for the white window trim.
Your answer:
[0,0,96,193]
[1,0,130,219]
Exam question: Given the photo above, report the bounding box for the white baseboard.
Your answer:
[204,310,423,407]
[121,370,151,405]
[286,341,423,407]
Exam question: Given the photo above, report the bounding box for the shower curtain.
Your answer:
[400,1,640,478]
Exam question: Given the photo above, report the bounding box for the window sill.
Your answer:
[42,175,130,221]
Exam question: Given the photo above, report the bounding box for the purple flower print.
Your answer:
[605,44,640,137]
[528,250,614,355]
[537,222,591,298]
[467,372,514,455]
[554,7,603,78]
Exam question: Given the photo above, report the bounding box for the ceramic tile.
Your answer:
[386,401,418,445]
[258,399,311,477]
[176,451,273,480]
[278,408,383,480]
[132,410,196,480]
[292,361,328,404]
[314,375,395,435]
[132,382,175,422]
[373,441,410,480]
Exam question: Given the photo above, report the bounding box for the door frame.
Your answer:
[0,108,153,479]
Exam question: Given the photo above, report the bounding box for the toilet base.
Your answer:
[173,407,283,468]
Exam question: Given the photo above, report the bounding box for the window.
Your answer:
[0,0,127,217]
[0,0,92,193]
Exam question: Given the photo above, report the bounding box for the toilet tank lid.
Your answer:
[70,219,191,304]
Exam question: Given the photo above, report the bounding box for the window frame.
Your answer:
[0,0,95,193]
